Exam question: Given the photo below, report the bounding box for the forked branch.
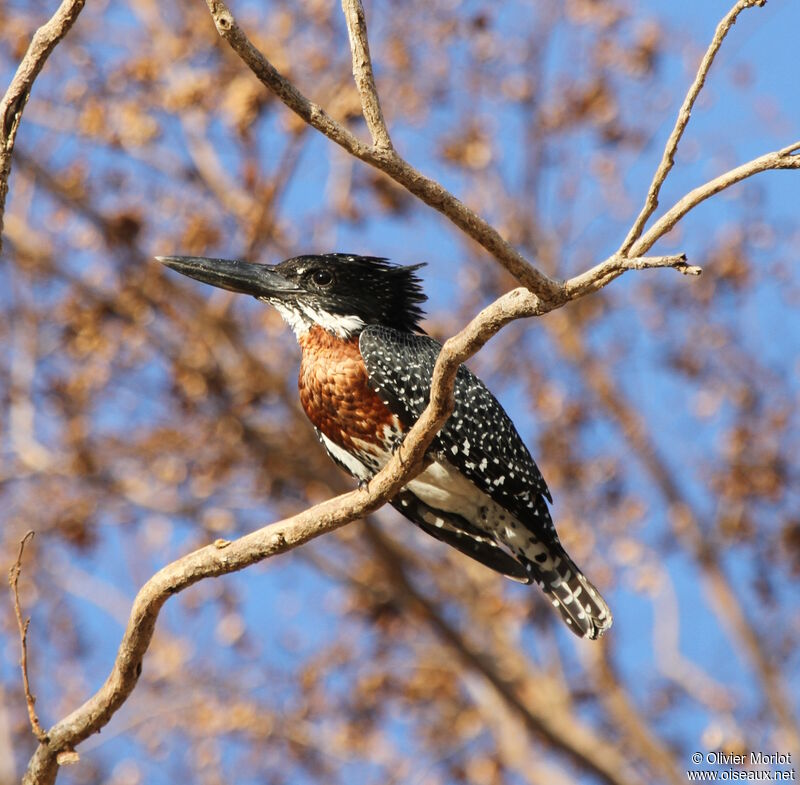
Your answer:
[630,143,800,258]
[202,0,557,297]
[620,0,768,253]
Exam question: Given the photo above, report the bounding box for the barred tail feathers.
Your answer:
[524,542,612,640]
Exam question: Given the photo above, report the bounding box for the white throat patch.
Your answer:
[266,299,366,339]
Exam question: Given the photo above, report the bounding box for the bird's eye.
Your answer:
[311,269,333,287]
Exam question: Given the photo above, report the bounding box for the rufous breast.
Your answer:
[298,326,399,450]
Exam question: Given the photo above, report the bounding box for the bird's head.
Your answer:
[157,253,427,339]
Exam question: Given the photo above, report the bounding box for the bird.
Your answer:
[157,253,612,639]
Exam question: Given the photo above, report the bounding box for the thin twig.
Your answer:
[340,0,392,150]
[0,0,86,254]
[619,0,767,254]
[9,531,48,742]
[629,144,800,257]
[563,253,699,300]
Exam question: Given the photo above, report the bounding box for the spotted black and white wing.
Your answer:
[359,325,613,640]
[359,325,555,540]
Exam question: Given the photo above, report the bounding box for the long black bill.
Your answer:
[156,255,299,298]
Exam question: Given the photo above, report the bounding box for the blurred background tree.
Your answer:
[1,0,798,783]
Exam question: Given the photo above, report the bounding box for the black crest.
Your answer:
[274,254,427,334]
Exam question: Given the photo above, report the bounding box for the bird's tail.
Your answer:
[524,542,612,640]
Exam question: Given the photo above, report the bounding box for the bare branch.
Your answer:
[19,248,686,782]
[340,0,393,150]
[0,0,86,254]
[202,0,556,297]
[620,0,767,253]
[8,531,47,743]
[202,0,799,306]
